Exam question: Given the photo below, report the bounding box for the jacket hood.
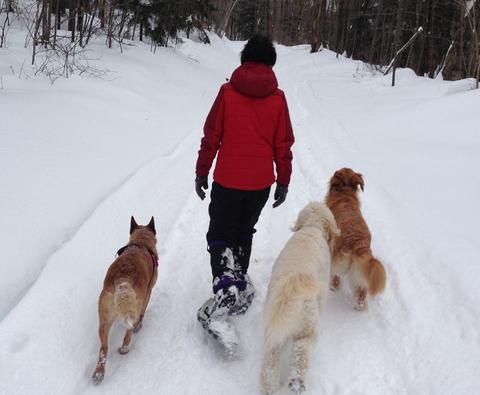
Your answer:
[230,62,278,98]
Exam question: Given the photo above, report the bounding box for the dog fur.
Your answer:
[92,216,158,384]
[326,168,386,311]
[260,202,340,394]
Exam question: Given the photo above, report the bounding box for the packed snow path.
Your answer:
[1,34,479,395]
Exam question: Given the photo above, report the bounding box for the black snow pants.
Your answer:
[206,182,270,279]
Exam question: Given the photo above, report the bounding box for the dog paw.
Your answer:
[288,377,306,394]
[261,368,280,395]
[91,370,104,385]
[261,384,279,395]
[354,301,368,311]
[118,346,129,355]
[261,378,280,395]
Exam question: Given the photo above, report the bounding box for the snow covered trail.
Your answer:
[0,30,237,319]
[1,36,480,395]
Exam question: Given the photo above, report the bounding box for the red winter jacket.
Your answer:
[196,62,295,191]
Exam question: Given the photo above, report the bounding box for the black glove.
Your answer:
[195,176,208,200]
[272,183,288,208]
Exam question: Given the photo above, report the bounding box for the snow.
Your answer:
[466,0,476,15]
[1,20,480,395]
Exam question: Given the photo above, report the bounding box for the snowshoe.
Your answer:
[197,297,240,359]
[197,270,252,358]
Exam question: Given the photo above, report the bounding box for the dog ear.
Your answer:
[355,173,365,191]
[147,216,156,235]
[291,206,309,232]
[322,207,341,242]
[329,171,344,191]
[130,216,139,234]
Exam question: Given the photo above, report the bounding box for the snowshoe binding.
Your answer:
[229,273,255,316]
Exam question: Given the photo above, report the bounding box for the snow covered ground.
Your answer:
[1,23,480,395]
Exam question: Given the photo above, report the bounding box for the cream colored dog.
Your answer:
[261,202,340,394]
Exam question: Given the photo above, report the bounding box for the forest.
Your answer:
[1,0,479,82]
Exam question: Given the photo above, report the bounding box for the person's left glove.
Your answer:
[195,176,208,200]
[272,183,288,208]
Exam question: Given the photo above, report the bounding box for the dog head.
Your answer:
[129,216,157,252]
[329,168,364,193]
[292,202,340,242]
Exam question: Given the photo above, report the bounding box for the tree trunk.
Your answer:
[32,2,44,65]
[99,0,105,29]
[68,0,76,43]
[42,0,50,45]
[77,0,84,47]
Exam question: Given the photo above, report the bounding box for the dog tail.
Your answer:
[114,280,138,329]
[263,273,318,347]
[366,256,386,295]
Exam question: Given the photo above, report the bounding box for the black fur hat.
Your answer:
[240,34,277,67]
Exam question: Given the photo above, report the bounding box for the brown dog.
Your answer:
[92,216,158,384]
[325,168,386,310]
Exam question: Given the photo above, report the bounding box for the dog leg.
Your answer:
[288,312,316,395]
[354,287,368,311]
[134,269,157,333]
[133,316,143,333]
[288,336,312,394]
[119,329,133,354]
[330,254,350,292]
[330,275,341,291]
[134,287,152,333]
[261,344,282,395]
[133,319,143,333]
[92,319,113,385]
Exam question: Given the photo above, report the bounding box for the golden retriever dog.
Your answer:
[92,216,158,384]
[260,202,340,394]
[326,168,386,311]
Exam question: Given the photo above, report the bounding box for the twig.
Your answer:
[18,58,25,79]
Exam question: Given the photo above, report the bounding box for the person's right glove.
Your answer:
[272,183,288,208]
[195,176,208,200]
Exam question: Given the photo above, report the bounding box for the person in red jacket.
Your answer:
[195,35,294,328]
